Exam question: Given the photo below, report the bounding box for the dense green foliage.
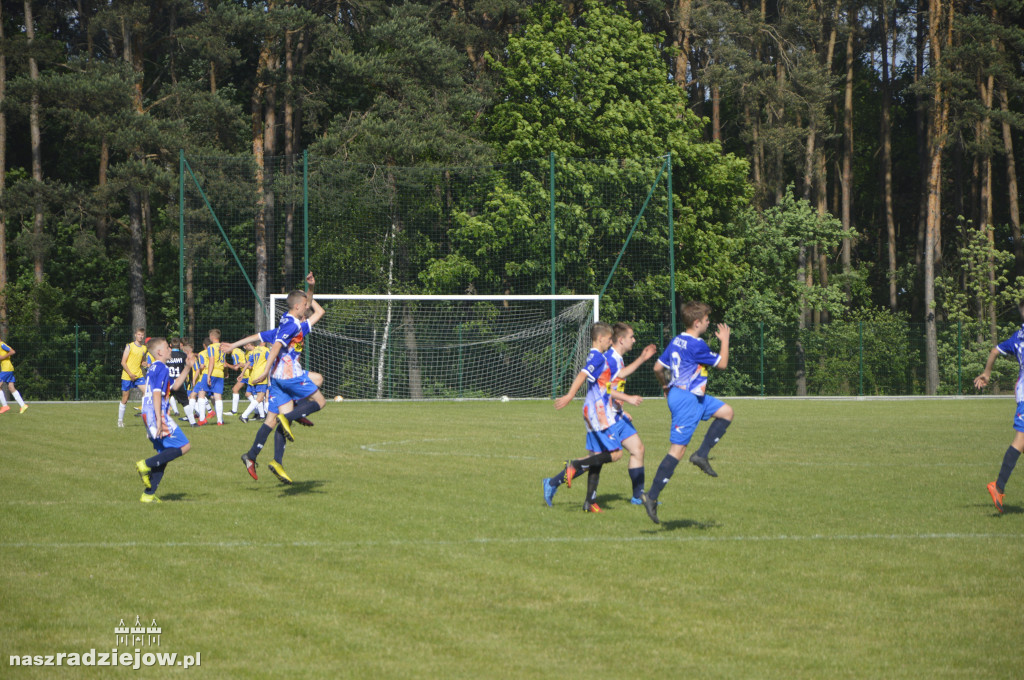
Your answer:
[1,0,1023,396]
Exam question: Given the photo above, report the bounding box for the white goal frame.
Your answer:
[268,293,600,400]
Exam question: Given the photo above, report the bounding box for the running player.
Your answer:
[134,337,191,503]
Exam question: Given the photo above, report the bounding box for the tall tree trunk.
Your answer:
[914,0,928,319]
[25,0,44,286]
[672,0,692,86]
[0,0,6,336]
[98,135,109,241]
[711,85,721,141]
[1000,86,1022,270]
[253,76,269,330]
[841,9,855,300]
[979,73,996,342]
[881,0,898,312]
[128,188,147,331]
[282,28,297,287]
[402,305,423,399]
[144,191,154,276]
[924,0,952,394]
[264,54,278,293]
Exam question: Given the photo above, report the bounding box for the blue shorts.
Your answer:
[249,384,268,395]
[268,377,319,415]
[121,378,145,392]
[206,377,224,395]
[1014,402,1024,434]
[239,378,249,387]
[0,371,15,384]
[194,377,210,394]
[149,426,190,452]
[584,418,637,454]
[668,388,726,446]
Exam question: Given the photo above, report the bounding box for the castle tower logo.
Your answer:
[114,616,161,647]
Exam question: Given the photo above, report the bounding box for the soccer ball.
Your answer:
[500,395,510,402]
[334,395,344,402]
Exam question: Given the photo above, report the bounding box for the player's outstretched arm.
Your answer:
[222,333,264,354]
[554,370,589,410]
[975,346,1002,389]
[619,343,658,379]
[609,389,642,407]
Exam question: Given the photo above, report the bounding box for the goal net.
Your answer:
[269,294,599,400]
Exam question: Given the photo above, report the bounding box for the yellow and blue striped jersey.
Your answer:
[205,343,225,379]
[249,346,271,386]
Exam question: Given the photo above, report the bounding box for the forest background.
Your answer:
[1,0,1023,399]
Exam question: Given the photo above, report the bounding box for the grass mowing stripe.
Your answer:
[4,531,1023,550]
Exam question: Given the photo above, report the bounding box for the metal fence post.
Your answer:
[858,321,864,396]
[759,322,765,396]
[550,151,556,399]
[957,319,962,395]
[75,324,80,401]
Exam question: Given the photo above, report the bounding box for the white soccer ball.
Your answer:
[500,395,510,402]
[334,395,344,402]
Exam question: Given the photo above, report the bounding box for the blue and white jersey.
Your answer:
[581,348,617,432]
[997,324,1024,403]
[656,332,721,396]
[141,361,179,439]
[258,312,313,381]
[605,348,627,416]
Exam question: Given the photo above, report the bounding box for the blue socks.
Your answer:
[997,446,1021,492]
[144,447,185,495]
[248,424,273,460]
[274,426,287,464]
[628,466,645,499]
[648,455,680,501]
[693,418,731,460]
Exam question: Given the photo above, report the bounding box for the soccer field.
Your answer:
[1,398,1022,679]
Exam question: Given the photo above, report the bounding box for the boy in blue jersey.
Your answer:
[641,301,733,524]
[974,301,1024,513]
[606,323,658,504]
[134,337,191,503]
[543,322,646,512]
[222,272,326,484]
[0,338,28,413]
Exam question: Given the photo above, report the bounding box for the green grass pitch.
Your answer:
[2,398,1022,678]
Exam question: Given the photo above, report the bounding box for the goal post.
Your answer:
[269,294,600,400]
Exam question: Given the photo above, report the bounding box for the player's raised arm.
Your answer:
[307,298,325,326]
[714,323,730,369]
[618,343,658,379]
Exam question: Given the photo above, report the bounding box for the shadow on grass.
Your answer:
[156,492,195,502]
[660,518,720,531]
[277,479,327,497]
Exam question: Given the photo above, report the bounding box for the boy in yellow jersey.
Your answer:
[227,344,248,415]
[198,329,227,425]
[0,338,28,413]
[239,341,270,423]
[183,341,204,426]
[118,328,148,427]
